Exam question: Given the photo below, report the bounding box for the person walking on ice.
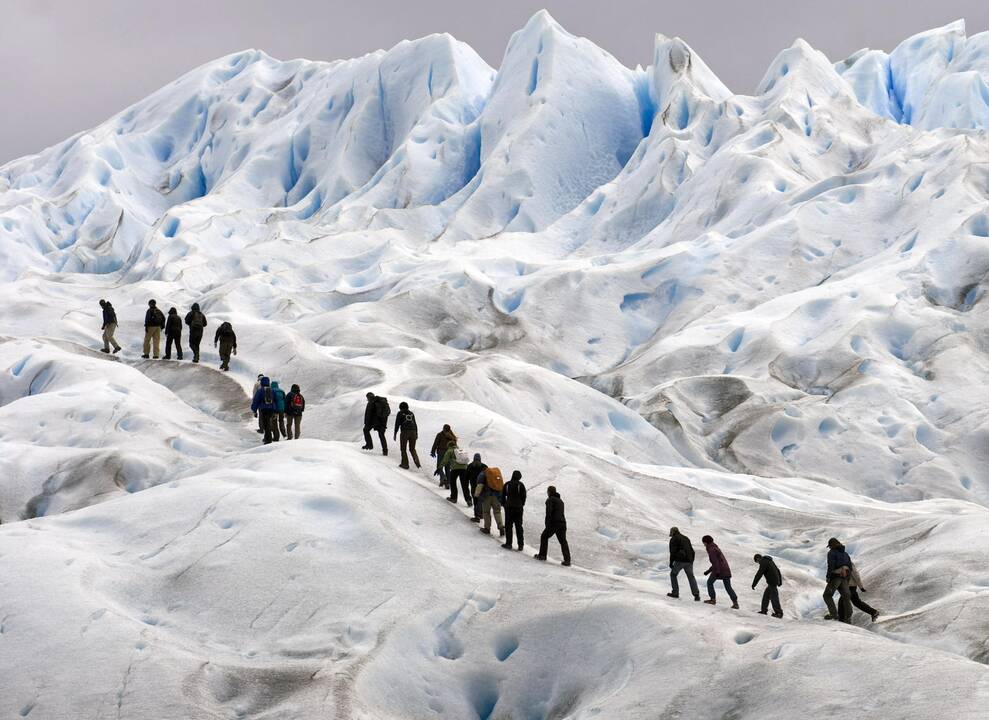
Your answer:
[501,470,526,551]
[98,299,121,354]
[393,401,421,469]
[442,441,471,505]
[251,376,279,445]
[284,384,305,439]
[667,527,701,601]
[214,321,237,371]
[702,535,739,609]
[163,307,183,360]
[361,392,390,455]
[475,466,504,536]
[184,302,207,363]
[752,553,784,618]
[142,299,165,359]
[823,537,853,623]
[848,559,881,623]
[534,486,570,566]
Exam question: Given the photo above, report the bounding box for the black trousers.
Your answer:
[399,432,420,468]
[469,474,483,519]
[539,524,570,563]
[164,333,183,359]
[850,587,877,617]
[505,507,524,548]
[363,424,387,453]
[189,328,203,360]
[260,410,277,444]
[448,468,469,504]
[761,585,782,614]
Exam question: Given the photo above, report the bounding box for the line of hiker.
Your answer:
[251,374,306,443]
[666,528,881,621]
[361,393,571,566]
[97,299,238,371]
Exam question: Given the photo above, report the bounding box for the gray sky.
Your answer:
[3,0,989,164]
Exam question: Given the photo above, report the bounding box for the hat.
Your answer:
[148,299,156,306]
[366,392,375,399]
[701,535,714,544]
[511,470,522,481]
[473,453,481,462]
[669,526,679,536]
[827,537,841,548]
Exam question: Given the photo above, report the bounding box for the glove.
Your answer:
[233,348,237,355]
[253,411,258,418]
[703,569,711,576]
[751,585,757,591]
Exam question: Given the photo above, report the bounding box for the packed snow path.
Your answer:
[3,10,989,719]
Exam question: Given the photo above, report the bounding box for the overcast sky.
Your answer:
[3,0,989,163]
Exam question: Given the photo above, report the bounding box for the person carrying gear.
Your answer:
[534,486,570,566]
[252,374,265,434]
[667,527,701,601]
[476,467,505,537]
[824,538,853,622]
[285,384,305,439]
[163,307,184,360]
[500,470,526,551]
[250,376,279,444]
[431,424,457,488]
[848,560,880,623]
[752,554,784,618]
[271,381,287,439]
[98,299,121,354]
[465,454,487,522]
[702,535,739,609]
[142,299,166,359]
[442,441,471,504]
[184,303,207,363]
[393,402,421,469]
[362,392,390,455]
[214,321,237,371]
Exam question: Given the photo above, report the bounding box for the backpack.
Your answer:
[504,477,525,505]
[263,386,274,406]
[154,308,166,327]
[374,396,390,425]
[190,312,204,329]
[291,393,305,411]
[485,467,504,492]
[401,411,417,432]
[453,448,470,465]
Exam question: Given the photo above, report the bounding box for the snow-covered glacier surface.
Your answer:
[2,11,989,718]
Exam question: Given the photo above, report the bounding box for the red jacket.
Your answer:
[706,543,732,579]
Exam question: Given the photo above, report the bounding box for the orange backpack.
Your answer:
[485,467,504,492]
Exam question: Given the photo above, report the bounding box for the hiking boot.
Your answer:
[399,464,410,469]
[703,599,716,605]
[731,603,740,610]
[479,528,491,535]
[466,499,473,507]
[112,347,121,354]
[153,355,159,359]
[772,612,784,619]
[533,554,546,561]
[382,450,388,456]
[192,357,199,363]
[823,614,837,620]
[871,611,880,623]
[667,593,679,599]
[757,609,768,615]
[141,354,150,359]
[446,497,456,504]
[470,517,480,523]
[361,445,372,450]
[561,560,572,567]
[516,546,523,551]
[693,596,701,602]
[501,543,512,549]
[163,355,171,360]
[100,348,110,354]
[256,429,264,434]
[498,528,505,537]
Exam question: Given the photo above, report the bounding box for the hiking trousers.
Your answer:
[218,338,234,370]
[505,507,524,548]
[189,327,204,362]
[143,327,161,357]
[260,410,278,444]
[539,524,570,563]
[482,496,504,532]
[164,333,183,360]
[824,576,852,622]
[469,474,483,519]
[277,412,287,439]
[850,587,877,618]
[399,431,420,468]
[102,323,120,352]
[449,468,470,504]
[363,424,387,454]
[707,575,738,604]
[761,585,783,615]
[670,561,700,599]
[286,415,302,439]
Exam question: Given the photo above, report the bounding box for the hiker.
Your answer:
[98,299,121,354]
[849,560,880,623]
[285,384,305,439]
[824,538,853,623]
[214,321,237,371]
[271,381,287,439]
[441,441,471,504]
[500,470,526,551]
[184,302,207,363]
[702,535,738,608]
[362,392,390,455]
[163,307,183,360]
[465,453,487,523]
[142,299,165,359]
[252,374,265,434]
[752,554,784,618]
[476,466,505,537]
[667,527,700,601]
[250,376,279,444]
[431,424,457,488]
[534,486,570,566]
[393,402,421,469]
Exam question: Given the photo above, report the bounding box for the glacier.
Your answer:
[2,10,989,718]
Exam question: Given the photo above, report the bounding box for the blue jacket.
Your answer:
[827,547,852,579]
[251,377,277,412]
[271,381,286,413]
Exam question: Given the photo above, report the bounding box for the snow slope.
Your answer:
[2,10,989,719]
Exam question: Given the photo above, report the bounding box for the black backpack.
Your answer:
[681,537,696,563]
[401,410,417,433]
[263,386,274,406]
[374,396,391,424]
[504,479,526,506]
[154,308,166,327]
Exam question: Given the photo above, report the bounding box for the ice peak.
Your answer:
[652,34,731,104]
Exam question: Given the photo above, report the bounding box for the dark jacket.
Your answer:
[285,391,305,416]
[185,304,207,332]
[395,409,417,436]
[102,304,117,328]
[214,322,236,347]
[827,545,852,579]
[165,312,182,337]
[753,555,783,588]
[144,306,165,329]
[364,395,389,429]
[669,532,696,565]
[501,477,527,509]
[545,491,566,528]
[251,377,277,413]
[431,429,457,455]
[466,460,487,489]
[705,543,731,579]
